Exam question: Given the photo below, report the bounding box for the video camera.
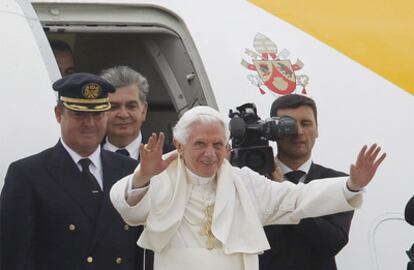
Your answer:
[229,103,297,175]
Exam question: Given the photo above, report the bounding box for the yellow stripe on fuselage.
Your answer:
[250,0,414,95]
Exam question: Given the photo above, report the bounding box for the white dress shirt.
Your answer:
[278,157,312,183]
[103,133,142,160]
[60,138,104,190]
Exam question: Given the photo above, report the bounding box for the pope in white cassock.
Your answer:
[110,106,386,270]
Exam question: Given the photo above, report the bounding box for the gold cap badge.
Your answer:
[82,83,102,99]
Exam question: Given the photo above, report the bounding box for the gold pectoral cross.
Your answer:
[200,204,214,250]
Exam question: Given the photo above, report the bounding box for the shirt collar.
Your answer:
[60,138,102,169]
[277,157,312,175]
[185,166,215,186]
[104,133,142,160]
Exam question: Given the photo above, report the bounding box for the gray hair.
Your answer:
[173,106,230,144]
[100,65,149,104]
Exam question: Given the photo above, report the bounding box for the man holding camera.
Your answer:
[259,94,354,270]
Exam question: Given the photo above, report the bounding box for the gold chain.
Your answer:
[200,204,215,250]
[183,174,217,250]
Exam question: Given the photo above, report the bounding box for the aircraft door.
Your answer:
[34,3,217,144]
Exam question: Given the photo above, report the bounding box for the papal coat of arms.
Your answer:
[241,33,309,95]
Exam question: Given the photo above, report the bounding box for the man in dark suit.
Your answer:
[0,73,144,270]
[100,66,174,162]
[100,66,150,160]
[260,94,354,270]
[100,66,175,270]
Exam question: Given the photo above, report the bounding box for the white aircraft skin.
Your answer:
[1,0,413,269]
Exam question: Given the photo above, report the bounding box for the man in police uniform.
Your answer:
[0,73,144,270]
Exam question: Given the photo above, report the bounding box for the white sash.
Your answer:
[138,158,270,254]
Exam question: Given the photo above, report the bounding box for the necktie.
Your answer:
[284,170,305,184]
[116,148,130,157]
[78,158,102,194]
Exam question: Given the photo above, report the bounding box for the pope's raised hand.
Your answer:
[347,144,386,191]
[132,132,178,188]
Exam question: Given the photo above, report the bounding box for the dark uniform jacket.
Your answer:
[0,141,145,270]
[259,163,354,270]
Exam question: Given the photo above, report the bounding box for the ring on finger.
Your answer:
[144,144,153,153]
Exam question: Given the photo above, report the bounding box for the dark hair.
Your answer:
[270,94,318,123]
[49,40,73,53]
[56,101,66,112]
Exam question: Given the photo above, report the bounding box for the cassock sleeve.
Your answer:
[234,166,362,226]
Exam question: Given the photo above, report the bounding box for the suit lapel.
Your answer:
[305,163,323,183]
[47,141,99,223]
